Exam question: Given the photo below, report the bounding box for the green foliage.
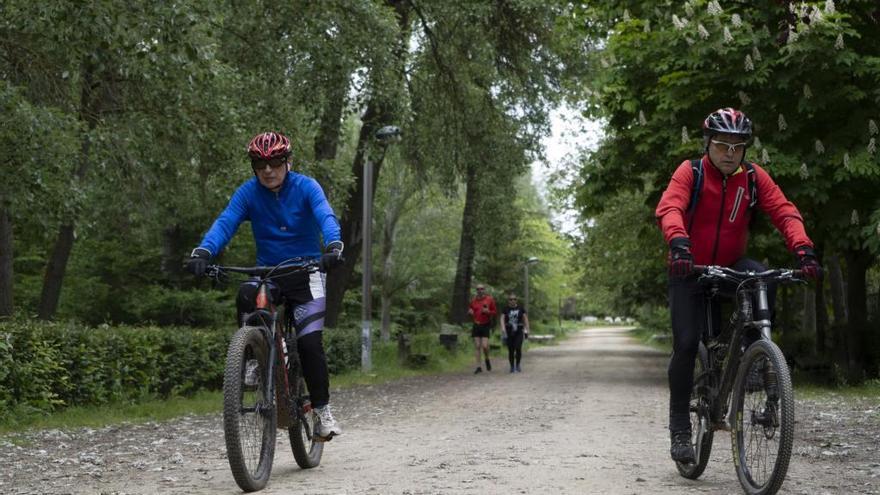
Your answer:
[0,318,229,422]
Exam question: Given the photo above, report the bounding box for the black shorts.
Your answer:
[471,323,492,338]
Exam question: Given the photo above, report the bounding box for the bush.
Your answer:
[634,304,670,335]
[323,324,361,375]
[0,318,230,422]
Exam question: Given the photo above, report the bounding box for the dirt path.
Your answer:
[4,327,878,494]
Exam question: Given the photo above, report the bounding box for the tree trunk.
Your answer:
[161,223,184,283]
[815,276,828,355]
[448,162,479,324]
[842,248,873,382]
[826,253,847,325]
[324,0,411,327]
[38,57,100,320]
[801,285,816,339]
[0,201,12,317]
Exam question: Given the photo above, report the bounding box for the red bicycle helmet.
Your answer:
[247,131,291,160]
[702,108,752,139]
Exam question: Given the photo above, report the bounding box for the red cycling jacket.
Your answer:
[655,154,813,267]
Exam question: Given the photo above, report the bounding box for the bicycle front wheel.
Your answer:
[223,326,277,492]
[288,375,324,468]
[730,340,794,495]
[677,342,714,479]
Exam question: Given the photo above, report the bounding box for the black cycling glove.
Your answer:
[185,247,211,277]
[669,237,693,279]
[320,241,345,273]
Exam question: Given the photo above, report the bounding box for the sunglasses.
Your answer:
[710,139,748,154]
[508,298,517,301]
[476,287,485,291]
[252,157,287,171]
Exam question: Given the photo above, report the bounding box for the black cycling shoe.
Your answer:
[670,430,696,464]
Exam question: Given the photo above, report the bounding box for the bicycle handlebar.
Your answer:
[692,264,804,283]
[204,259,320,280]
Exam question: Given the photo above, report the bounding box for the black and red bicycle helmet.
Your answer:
[247,131,291,160]
[702,108,752,139]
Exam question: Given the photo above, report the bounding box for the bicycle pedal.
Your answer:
[313,433,334,443]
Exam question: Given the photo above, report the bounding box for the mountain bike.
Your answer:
[205,260,325,493]
[676,265,805,495]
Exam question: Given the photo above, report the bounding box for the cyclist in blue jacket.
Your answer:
[186,131,344,440]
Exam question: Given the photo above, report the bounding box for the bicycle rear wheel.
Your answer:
[223,326,277,492]
[677,342,714,479]
[730,340,794,495]
[288,375,324,468]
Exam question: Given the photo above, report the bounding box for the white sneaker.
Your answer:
[313,405,342,439]
[243,359,260,387]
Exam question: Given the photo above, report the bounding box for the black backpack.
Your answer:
[687,158,758,215]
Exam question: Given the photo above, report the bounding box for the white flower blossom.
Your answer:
[869,119,878,135]
[682,126,690,144]
[639,110,647,125]
[744,54,754,71]
[843,152,850,169]
[825,0,835,15]
[753,136,762,149]
[738,91,751,105]
[732,14,742,27]
[876,222,880,237]
[809,6,823,24]
[723,27,733,43]
[803,84,813,99]
[644,20,651,32]
[815,139,825,154]
[835,34,845,49]
[685,36,695,45]
[761,25,771,37]
[762,148,770,163]
[797,3,809,18]
[623,9,631,22]
[789,2,797,14]
[685,3,694,17]
[672,14,687,30]
[851,210,859,225]
[698,24,710,40]
[788,29,799,44]
[752,46,762,61]
[778,113,787,131]
[707,1,723,16]
[800,163,809,179]
[869,137,877,155]
[600,58,610,68]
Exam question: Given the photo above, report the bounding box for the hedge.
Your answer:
[0,318,364,423]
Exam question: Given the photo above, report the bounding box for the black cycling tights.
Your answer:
[507,331,524,368]
[292,331,330,408]
[667,257,776,432]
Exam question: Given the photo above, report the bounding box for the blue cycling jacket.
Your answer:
[198,172,341,265]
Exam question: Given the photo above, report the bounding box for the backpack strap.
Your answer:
[686,158,703,214]
[744,161,757,209]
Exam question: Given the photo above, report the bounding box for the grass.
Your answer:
[0,334,476,436]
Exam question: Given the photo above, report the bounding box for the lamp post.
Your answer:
[362,125,402,372]
[558,283,567,331]
[523,256,539,314]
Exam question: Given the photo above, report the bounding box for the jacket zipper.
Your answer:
[710,177,727,264]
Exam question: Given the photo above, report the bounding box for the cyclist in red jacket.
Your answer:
[655,108,821,463]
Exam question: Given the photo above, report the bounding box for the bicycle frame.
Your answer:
[219,261,317,429]
[698,268,787,428]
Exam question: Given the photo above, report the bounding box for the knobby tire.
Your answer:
[730,340,794,495]
[677,342,714,479]
[223,326,277,492]
[288,375,324,468]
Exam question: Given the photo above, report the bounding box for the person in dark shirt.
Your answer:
[500,293,530,373]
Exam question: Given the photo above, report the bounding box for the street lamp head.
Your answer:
[526,256,539,264]
[375,125,402,145]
